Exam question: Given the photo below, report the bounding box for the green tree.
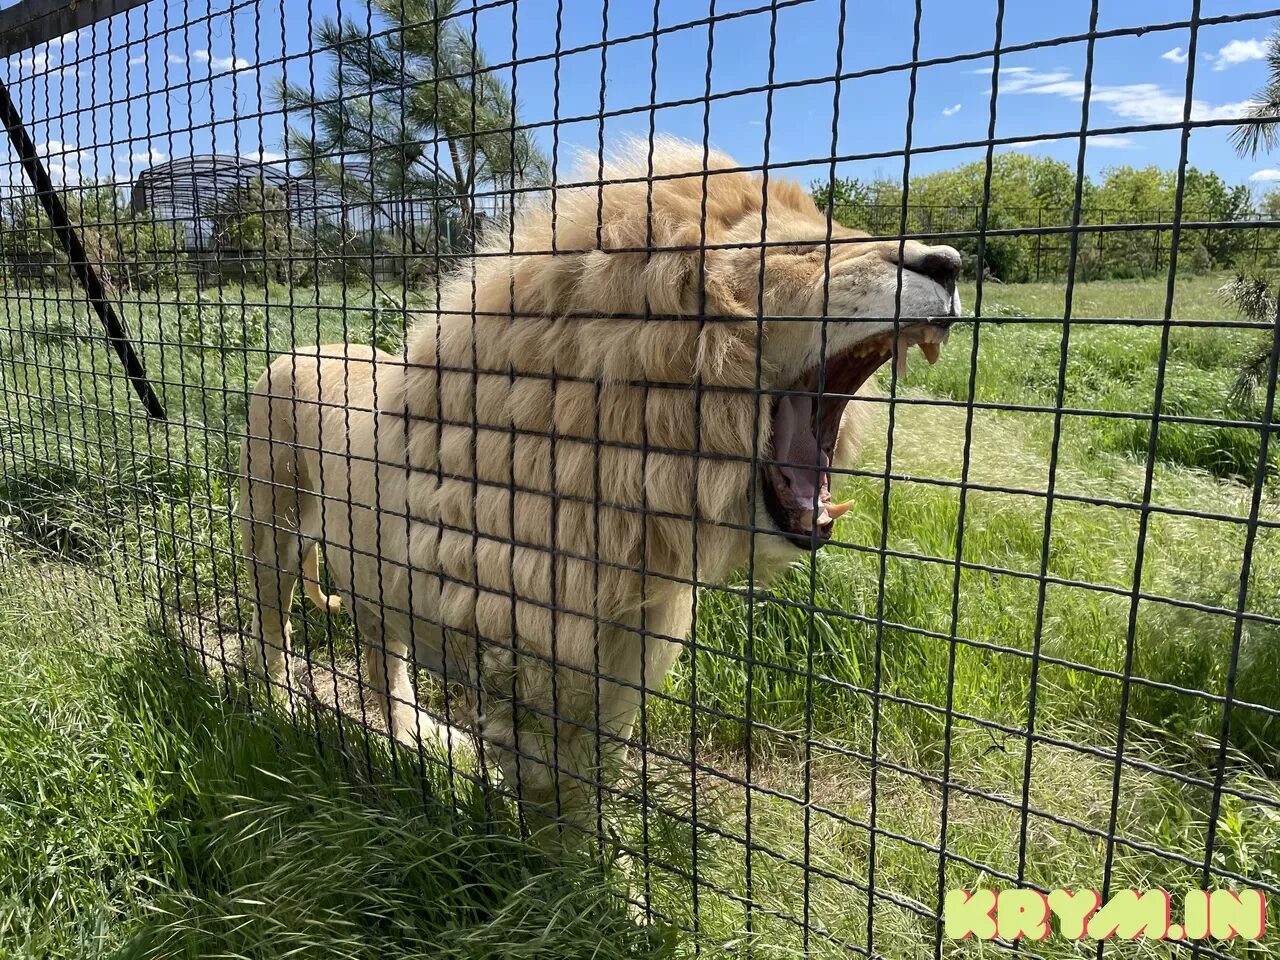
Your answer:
[275,0,547,251]
[818,153,1085,282]
[1258,185,1280,220]
[208,178,306,283]
[1090,165,1252,276]
[1185,167,1253,266]
[1219,272,1277,406]
[0,182,184,291]
[811,175,902,230]
[817,158,1255,282]
[910,153,1082,282]
[1231,32,1280,401]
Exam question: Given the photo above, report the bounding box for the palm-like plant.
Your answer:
[1218,272,1277,403]
[1231,29,1280,158]
[275,0,547,251]
[1229,32,1280,409]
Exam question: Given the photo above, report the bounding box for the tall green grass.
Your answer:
[0,555,667,959]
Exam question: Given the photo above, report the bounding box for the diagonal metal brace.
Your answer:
[0,77,166,420]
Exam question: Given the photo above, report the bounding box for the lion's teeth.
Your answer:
[895,350,909,377]
[919,341,940,365]
[826,499,854,520]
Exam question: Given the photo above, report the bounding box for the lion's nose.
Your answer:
[916,246,962,289]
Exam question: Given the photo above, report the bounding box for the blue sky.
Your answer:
[4,0,1280,197]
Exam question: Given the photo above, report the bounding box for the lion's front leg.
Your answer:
[481,594,690,847]
[352,601,477,765]
[351,601,431,748]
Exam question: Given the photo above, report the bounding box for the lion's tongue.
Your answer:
[772,395,828,510]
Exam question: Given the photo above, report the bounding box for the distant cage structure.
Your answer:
[128,154,490,283]
[129,154,331,278]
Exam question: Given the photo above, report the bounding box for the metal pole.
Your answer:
[1035,206,1042,282]
[0,77,166,420]
[1095,208,1104,282]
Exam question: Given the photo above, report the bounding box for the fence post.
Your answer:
[0,78,166,420]
[1095,209,1104,283]
[1035,207,1043,282]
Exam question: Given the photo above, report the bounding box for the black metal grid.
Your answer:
[0,0,1277,956]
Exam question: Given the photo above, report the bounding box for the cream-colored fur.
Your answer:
[239,137,959,836]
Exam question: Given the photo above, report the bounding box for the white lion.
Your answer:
[239,137,960,834]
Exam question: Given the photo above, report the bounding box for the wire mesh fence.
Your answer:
[0,0,1277,955]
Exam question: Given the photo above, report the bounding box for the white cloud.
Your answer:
[1250,168,1280,182]
[1090,135,1137,149]
[14,50,49,72]
[999,65,1254,124]
[1162,47,1189,65]
[169,48,250,72]
[181,48,252,72]
[10,43,78,77]
[1214,38,1268,71]
[996,68,1074,93]
[7,28,78,75]
[34,29,78,53]
[970,65,1034,76]
[34,139,84,185]
[942,103,962,117]
[127,54,145,65]
[112,146,168,181]
[210,53,250,71]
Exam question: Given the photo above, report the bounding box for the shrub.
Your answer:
[113,218,187,290]
[0,183,187,292]
[209,178,314,284]
[176,292,266,349]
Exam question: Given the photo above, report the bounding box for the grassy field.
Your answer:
[0,556,663,959]
[0,274,1277,957]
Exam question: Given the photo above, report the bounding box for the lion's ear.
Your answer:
[702,271,751,320]
[697,322,759,386]
[694,270,760,387]
[642,248,751,320]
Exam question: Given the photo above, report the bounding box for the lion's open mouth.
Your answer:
[762,322,951,548]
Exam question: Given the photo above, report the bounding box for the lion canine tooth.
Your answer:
[919,341,940,365]
[895,350,909,377]
[826,500,854,520]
